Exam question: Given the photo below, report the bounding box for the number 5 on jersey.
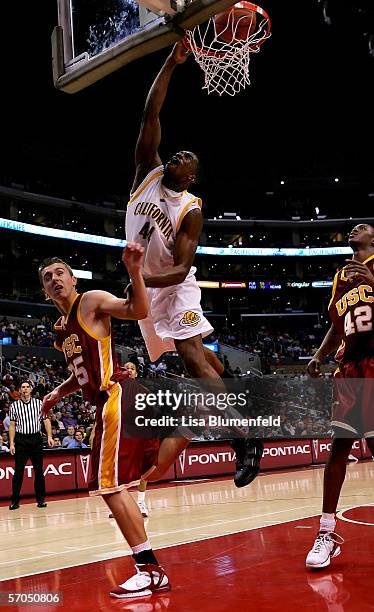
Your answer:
[71,355,89,386]
[139,222,155,242]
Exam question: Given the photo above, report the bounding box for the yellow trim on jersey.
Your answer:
[334,339,345,361]
[328,271,339,309]
[53,296,79,349]
[98,383,121,491]
[77,296,110,342]
[89,480,141,496]
[176,197,202,232]
[65,292,80,324]
[77,294,114,392]
[363,253,374,265]
[98,335,113,391]
[127,170,164,206]
[340,253,374,279]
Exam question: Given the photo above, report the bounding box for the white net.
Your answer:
[185,3,271,96]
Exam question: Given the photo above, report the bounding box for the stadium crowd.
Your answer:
[0,353,334,455]
[0,358,95,452]
[1,316,55,347]
[0,309,337,453]
[1,315,332,369]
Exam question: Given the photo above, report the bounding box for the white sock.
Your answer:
[138,491,146,503]
[131,539,151,555]
[320,513,336,532]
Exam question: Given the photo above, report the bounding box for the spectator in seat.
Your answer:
[53,412,65,430]
[8,385,21,401]
[2,408,10,432]
[67,430,88,449]
[52,437,62,449]
[62,411,77,429]
[62,425,75,447]
[50,414,62,431]
[0,434,10,453]
[84,426,93,446]
[2,432,9,447]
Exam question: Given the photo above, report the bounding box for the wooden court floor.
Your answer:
[0,461,373,611]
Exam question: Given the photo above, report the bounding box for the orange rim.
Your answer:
[183,1,271,58]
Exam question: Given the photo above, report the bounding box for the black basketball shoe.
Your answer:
[230,438,264,488]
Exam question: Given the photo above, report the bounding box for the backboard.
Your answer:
[53,0,239,93]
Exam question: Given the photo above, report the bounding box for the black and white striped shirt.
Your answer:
[9,398,43,434]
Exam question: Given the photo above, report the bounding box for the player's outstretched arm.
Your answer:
[143,208,203,288]
[306,323,341,377]
[132,42,190,192]
[41,373,80,417]
[91,243,148,320]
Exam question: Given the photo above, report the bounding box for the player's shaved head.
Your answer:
[360,223,374,234]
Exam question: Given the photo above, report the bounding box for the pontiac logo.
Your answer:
[80,455,90,483]
[178,450,186,474]
[312,440,319,459]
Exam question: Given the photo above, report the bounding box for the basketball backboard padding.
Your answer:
[53,0,239,93]
[51,26,65,82]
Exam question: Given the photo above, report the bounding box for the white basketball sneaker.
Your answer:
[110,564,170,598]
[138,500,149,518]
[306,531,344,569]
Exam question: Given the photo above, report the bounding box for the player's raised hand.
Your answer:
[344,259,374,284]
[306,356,322,378]
[170,40,191,64]
[41,389,59,417]
[122,242,145,275]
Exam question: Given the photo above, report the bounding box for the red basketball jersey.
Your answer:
[328,254,374,362]
[54,293,120,404]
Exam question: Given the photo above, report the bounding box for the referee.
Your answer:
[9,380,53,510]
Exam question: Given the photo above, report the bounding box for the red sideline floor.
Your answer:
[1,507,373,612]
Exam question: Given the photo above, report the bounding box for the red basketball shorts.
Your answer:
[89,380,160,496]
[332,356,374,438]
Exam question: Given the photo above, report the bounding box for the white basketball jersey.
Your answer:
[126,165,202,276]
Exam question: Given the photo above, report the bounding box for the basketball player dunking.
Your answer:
[306,223,374,569]
[40,245,171,598]
[126,41,263,487]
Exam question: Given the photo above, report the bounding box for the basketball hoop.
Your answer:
[183,2,271,96]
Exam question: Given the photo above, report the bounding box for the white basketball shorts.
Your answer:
[139,271,213,362]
